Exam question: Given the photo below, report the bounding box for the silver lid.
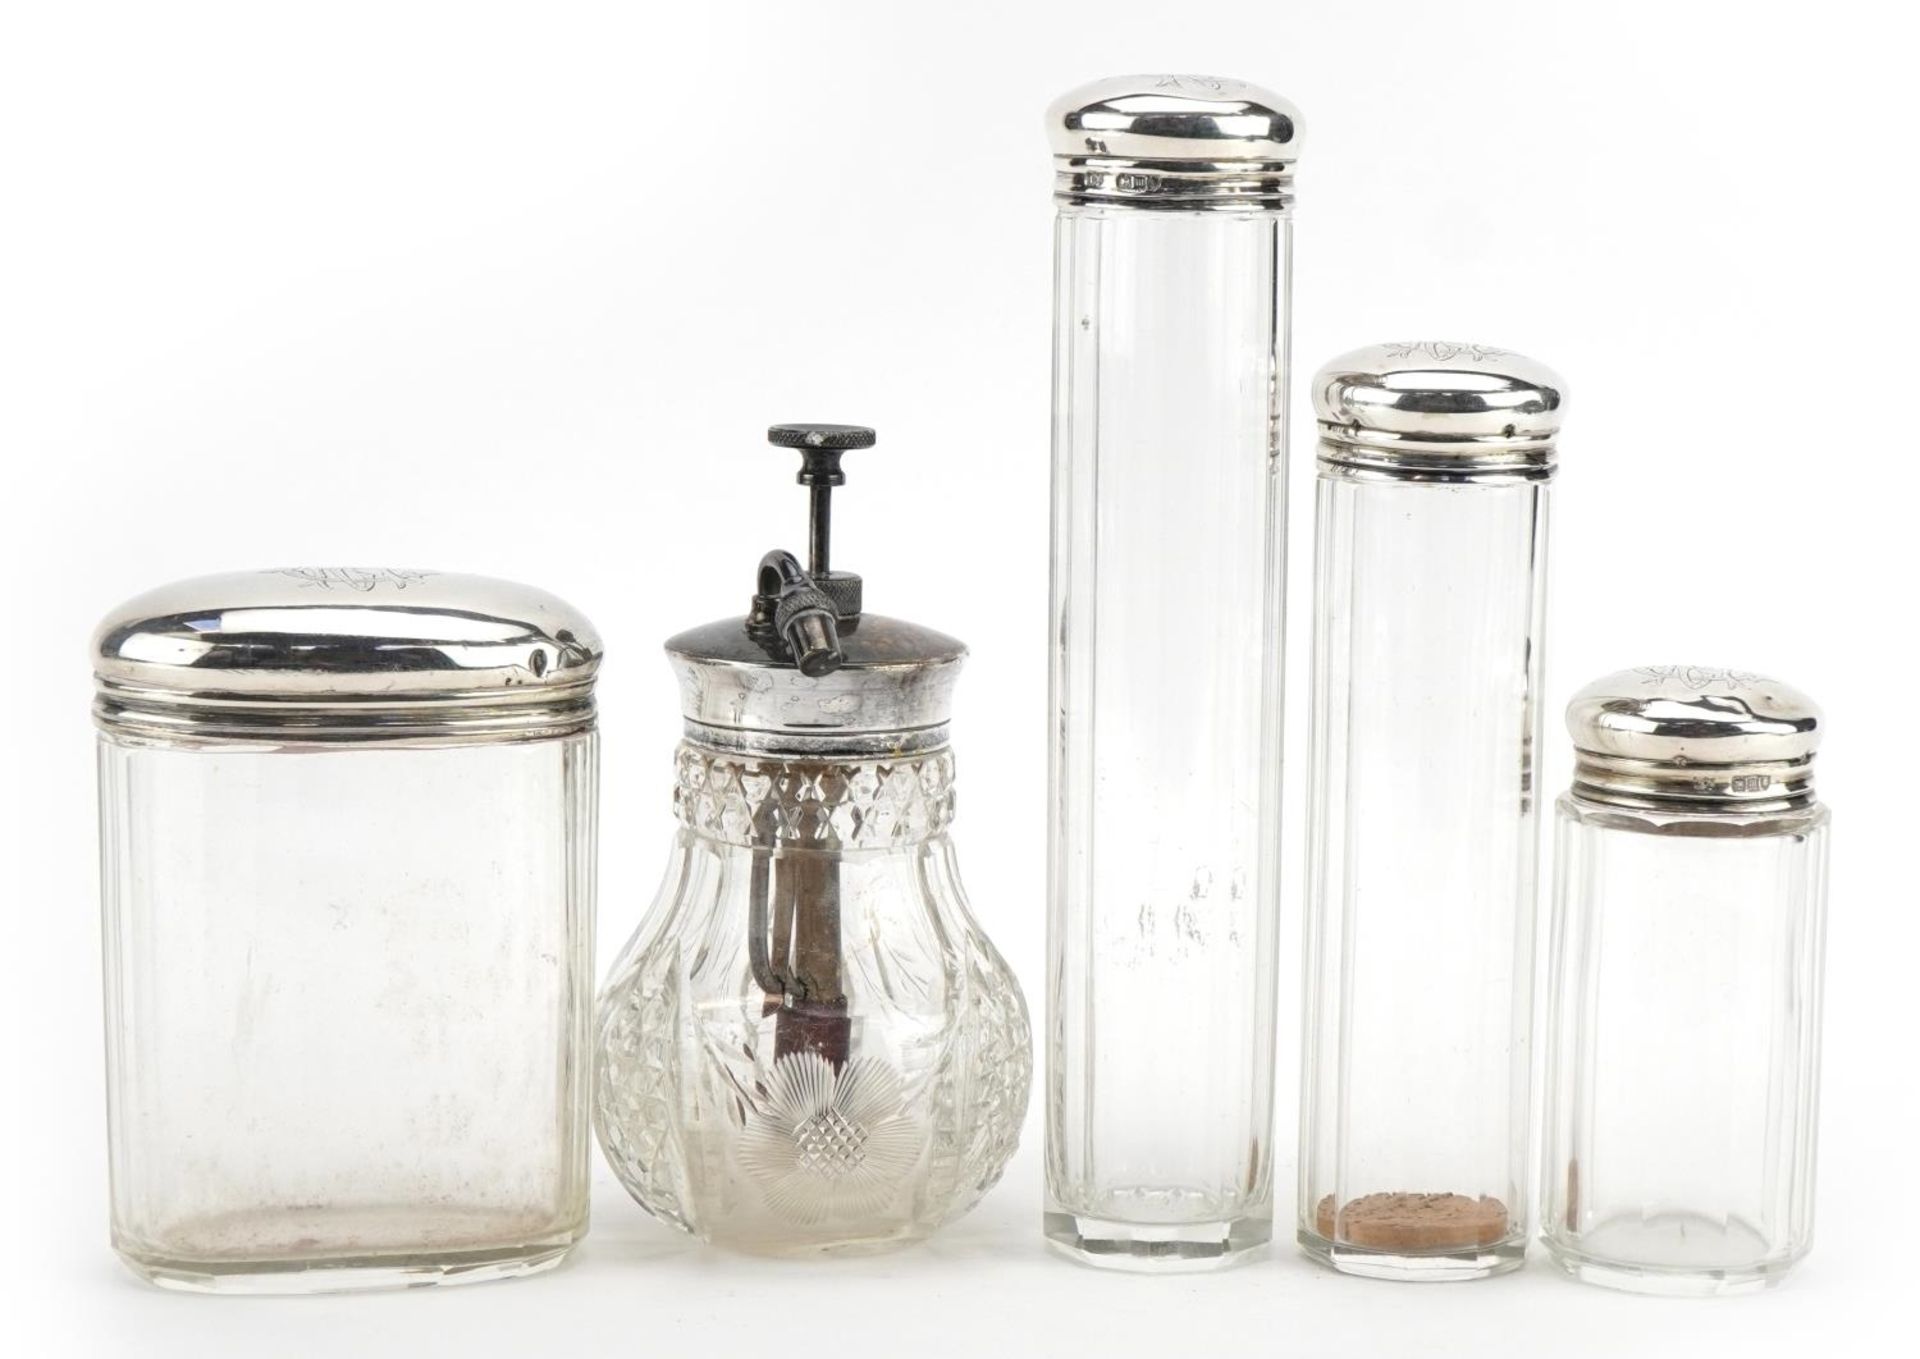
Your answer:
[1566,666,1823,812]
[93,568,601,748]
[1313,341,1566,482]
[666,615,965,758]
[1047,74,1301,210]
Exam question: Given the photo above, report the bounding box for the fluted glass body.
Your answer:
[1045,203,1290,1268]
[596,743,1031,1255]
[1542,795,1830,1294]
[1298,471,1548,1279]
[98,733,597,1292]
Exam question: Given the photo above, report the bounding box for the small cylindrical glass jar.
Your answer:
[1044,74,1301,1271]
[94,568,600,1292]
[595,425,1031,1256]
[1298,343,1563,1280]
[1543,666,1830,1296]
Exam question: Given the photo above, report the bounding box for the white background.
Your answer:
[3,1,1914,1354]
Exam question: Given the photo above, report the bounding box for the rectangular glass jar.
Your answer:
[94,569,599,1291]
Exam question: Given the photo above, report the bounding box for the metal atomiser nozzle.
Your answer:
[744,422,872,675]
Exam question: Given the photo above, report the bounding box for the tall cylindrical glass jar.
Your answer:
[1543,667,1830,1296]
[1044,75,1300,1270]
[1298,343,1563,1280]
[94,569,599,1292]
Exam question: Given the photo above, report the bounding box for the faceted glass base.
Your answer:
[1045,1210,1270,1272]
[1548,1250,1797,1297]
[1297,1227,1526,1282]
[1545,1212,1803,1296]
[115,1222,582,1294]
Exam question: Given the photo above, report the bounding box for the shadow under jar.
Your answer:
[1543,667,1830,1296]
[1297,343,1563,1281]
[94,569,599,1293]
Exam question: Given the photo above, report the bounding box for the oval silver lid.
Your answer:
[1566,666,1823,812]
[1313,342,1566,482]
[1047,74,1301,210]
[93,568,602,747]
[667,614,965,758]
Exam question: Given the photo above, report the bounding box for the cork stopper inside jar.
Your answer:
[1315,1192,1510,1252]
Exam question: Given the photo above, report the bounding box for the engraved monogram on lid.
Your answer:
[1633,664,1772,693]
[1149,74,1246,97]
[1381,341,1510,364]
[271,566,436,591]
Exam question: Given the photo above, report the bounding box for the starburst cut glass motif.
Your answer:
[737,1052,923,1224]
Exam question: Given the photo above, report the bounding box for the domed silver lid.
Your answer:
[1047,74,1302,210]
[1566,666,1824,812]
[93,568,601,747]
[1313,341,1566,482]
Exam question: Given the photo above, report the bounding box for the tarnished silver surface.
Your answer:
[1314,342,1566,482]
[667,614,964,758]
[92,568,601,747]
[1047,74,1301,209]
[1566,666,1823,811]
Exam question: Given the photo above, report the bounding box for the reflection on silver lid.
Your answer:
[1313,342,1566,482]
[92,568,601,747]
[1047,74,1302,210]
[1566,666,1823,812]
[666,615,965,758]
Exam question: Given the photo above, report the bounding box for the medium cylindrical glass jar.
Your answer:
[1543,666,1830,1295]
[1043,75,1300,1270]
[1298,343,1563,1280]
[94,568,599,1292]
[595,425,1031,1255]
